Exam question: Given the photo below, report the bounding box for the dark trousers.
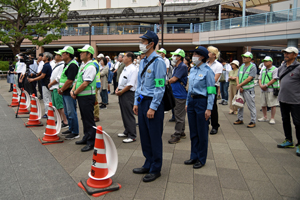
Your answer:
[77,95,96,146]
[17,73,24,88]
[187,97,209,165]
[211,87,220,128]
[113,72,118,92]
[280,102,300,145]
[138,99,164,174]
[100,89,108,104]
[10,84,13,91]
[25,74,37,96]
[38,80,43,99]
[119,90,136,139]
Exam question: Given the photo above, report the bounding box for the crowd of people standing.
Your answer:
[7,30,300,183]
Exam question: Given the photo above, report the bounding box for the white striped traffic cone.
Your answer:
[25,94,43,127]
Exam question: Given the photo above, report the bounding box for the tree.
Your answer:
[0,0,71,56]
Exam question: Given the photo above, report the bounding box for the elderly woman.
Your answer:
[228,60,240,114]
[100,58,109,109]
[184,46,216,169]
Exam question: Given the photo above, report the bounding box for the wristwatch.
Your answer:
[59,89,63,93]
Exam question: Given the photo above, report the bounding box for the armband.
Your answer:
[207,86,216,94]
[154,78,165,87]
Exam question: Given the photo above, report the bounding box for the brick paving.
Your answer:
[0,80,299,200]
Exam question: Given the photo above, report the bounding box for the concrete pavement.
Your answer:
[0,80,299,200]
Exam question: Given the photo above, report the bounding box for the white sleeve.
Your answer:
[126,68,138,87]
[216,63,223,74]
[83,66,96,82]
[165,59,170,69]
[55,65,64,82]
[21,63,26,74]
[226,64,232,72]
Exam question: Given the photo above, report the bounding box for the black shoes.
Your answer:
[184,159,197,165]
[75,139,87,145]
[133,167,150,174]
[143,173,161,182]
[210,128,218,135]
[62,130,72,135]
[81,144,94,152]
[193,160,204,169]
[169,118,175,122]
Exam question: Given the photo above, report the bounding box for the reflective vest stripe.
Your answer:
[261,66,280,88]
[239,64,255,90]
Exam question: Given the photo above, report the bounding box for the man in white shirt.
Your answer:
[48,50,68,128]
[37,53,44,99]
[111,54,123,94]
[50,59,56,69]
[27,54,38,96]
[16,54,27,88]
[207,46,223,135]
[157,48,172,80]
[116,52,138,143]
[219,58,232,105]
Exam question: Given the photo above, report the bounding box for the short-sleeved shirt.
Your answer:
[41,62,52,86]
[118,63,138,91]
[37,61,44,73]
[278,60,300,104]
[163,57,170,69]
[228,69,238,85]
[81,61,97,82]
[207,60,223,86]
[16,61,26,74]
[171,62,188,99]
[258,66,278,92]
[63,62,79,95]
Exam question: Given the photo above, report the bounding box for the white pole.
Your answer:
[242,0,246,27]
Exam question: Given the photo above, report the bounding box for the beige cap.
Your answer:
[97,53,104,58]
[230,60,240,67]
[282,47,299,54]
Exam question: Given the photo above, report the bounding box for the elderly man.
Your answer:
[277,47,300,157]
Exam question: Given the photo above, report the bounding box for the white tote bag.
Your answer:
[232,90,244,108]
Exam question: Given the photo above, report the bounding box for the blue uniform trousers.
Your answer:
[187,97,209,165]
[138,99,164,174]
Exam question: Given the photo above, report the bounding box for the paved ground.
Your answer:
[0,80,300,200]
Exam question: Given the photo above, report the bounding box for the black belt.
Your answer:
[190,94,207,99]
[143,96,153,100]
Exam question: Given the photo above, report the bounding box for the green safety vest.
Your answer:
[14,63,18,71]
[75,61,97,96]
[93,60,101,87]
[261,66,280,88]
[239,64,255,90]
[59,60,78,88]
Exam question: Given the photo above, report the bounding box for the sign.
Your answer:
[177,18,200,23]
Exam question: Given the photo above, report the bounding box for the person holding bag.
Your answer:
[184,46,216,169]
[228,60,239,114]
[258,56,279,124]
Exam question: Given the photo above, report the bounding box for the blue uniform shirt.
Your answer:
[134,51,166,111]
[171,61,188,99]
[187,63,215,110]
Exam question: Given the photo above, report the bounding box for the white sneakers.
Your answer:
[118,133,136,143]
[258,117,275,124]
[123,138,136,143]
[269,119,276,124]
[258,117,269,122]
[118,133,127,137]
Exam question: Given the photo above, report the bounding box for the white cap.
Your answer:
[97,53,104,58]
[230,60,240,67]
[282,47,299,54]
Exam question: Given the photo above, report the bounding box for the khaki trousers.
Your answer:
[228,84,238,112]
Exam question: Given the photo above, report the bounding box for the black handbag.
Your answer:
[163,83,176,111]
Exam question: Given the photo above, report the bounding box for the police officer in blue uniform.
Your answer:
[185,46,216,169]
[133,31,166,182]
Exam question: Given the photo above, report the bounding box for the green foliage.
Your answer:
[0,0,71,55]
[0,61,10,71]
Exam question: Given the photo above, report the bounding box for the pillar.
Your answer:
[287,39,298,48]
[36,46,44,58]
[218,4,221,30]
[242,0,246,27]
[91,40,98,58]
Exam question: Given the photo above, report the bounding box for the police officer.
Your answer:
[184,46,216,169]
[133,31,166,182]
[71,45,98,152]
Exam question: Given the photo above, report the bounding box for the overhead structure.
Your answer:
[220,0,289,11]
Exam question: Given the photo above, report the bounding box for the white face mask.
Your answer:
[139,43,151,53]
[192,56,201,66]
[171,55,177,66]
[137,59,140,64]
[133,61,137,64]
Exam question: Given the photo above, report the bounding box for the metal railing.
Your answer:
[57,7,300,36]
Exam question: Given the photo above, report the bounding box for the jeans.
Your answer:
[100,89,108,104]
[63,95,79,134]
[220,81,229,101]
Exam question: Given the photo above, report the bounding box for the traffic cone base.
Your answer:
[78,179,121,197]
[16,111,30,115]
[24,122,44,127]
[87,177,112,189]
[38,137,64,145]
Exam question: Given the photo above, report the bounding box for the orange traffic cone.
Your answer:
[78,126,121,197]
[25,94,43,127]
[39,102,63,145]
[8,84,19,107]
[16,89,30,114]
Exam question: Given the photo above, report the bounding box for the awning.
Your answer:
[220,0,288,11]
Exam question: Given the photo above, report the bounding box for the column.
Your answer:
[91,41,98,58]
[36,46,44,58]
[218,4,221,30]
[242,0,246,27]
[287,39,298,48]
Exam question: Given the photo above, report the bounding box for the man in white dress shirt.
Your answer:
[116,52,138,143]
